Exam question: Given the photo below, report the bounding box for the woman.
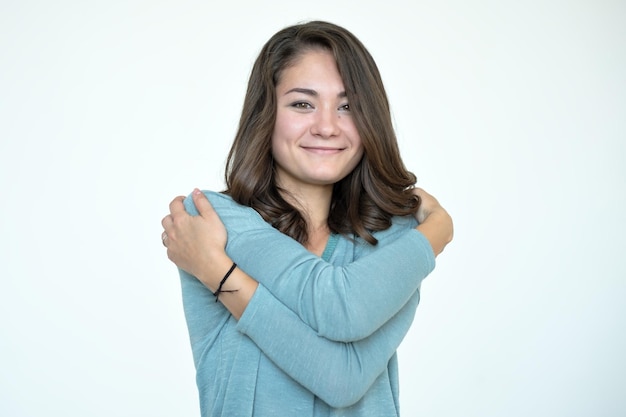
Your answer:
[162,21,453,416]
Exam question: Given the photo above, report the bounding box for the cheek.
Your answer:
[273,111,304,139]
[270,129,292,169]
[270,118,287,157]
[343,119,363,148]
[355,145,364,160]
[343,144,364,176]
[351,146,365,169]
[352,135,364,159]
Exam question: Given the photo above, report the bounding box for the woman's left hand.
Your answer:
[161,189,228,280]
[411,187,453,256]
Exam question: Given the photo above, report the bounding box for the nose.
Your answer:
[311,107,341,138]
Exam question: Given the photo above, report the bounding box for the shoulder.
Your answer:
[372,215,418,242]
[183,190,269,234]
[182,190,249,214]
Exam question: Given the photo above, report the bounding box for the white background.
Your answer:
[1,1,624,416]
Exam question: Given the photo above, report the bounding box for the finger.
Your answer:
[161,231,168,247]
[413,187,438,204]
[161,214,173,229]
[192,188,217,219]
[412,187,427,197]
[169,195,186,215]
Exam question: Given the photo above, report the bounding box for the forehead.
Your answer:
[276,49,342,89]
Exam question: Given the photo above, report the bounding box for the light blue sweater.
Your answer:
[180,191,436,416]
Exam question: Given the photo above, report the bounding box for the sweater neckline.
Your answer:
[321,233,339,262]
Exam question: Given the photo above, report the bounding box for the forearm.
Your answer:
[227,226,432,341]
[190,251,258,321]
[236,284,421,408]
[184,191,435,341]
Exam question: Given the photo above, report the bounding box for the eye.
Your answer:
[339,103,350,112]
[291,101,313,110]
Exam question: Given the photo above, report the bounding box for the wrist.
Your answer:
[196,252,234,293]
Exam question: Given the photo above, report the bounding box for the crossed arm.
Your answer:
[163,187,453,333]
[162,188,453,406]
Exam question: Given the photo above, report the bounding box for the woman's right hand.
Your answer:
[163,190,258,317]
[161,189,231,285]
[412,187,454,256]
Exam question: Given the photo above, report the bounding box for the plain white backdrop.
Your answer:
[1,1,624,416]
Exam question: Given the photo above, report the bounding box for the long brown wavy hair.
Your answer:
[224,21,419,245]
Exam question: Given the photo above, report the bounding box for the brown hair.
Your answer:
[224,20,419,245]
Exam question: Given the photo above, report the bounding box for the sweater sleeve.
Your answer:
[184,191,436,342]
[178,268,231,368]
[236,283,420,408]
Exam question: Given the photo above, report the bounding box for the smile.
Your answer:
[301,146,345,154]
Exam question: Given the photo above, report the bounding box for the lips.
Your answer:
[301,146,345,154]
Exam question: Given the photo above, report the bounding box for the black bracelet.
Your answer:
[214,262,238,302]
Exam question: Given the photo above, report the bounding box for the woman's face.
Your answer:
[271,49,364,193]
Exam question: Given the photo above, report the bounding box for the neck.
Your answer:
[279,183,333,253]
[281,182,332,217]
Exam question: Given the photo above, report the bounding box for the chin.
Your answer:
[309,174,347,186]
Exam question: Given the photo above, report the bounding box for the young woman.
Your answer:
[162,21,453,416]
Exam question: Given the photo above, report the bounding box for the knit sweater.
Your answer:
[180,191,436,416]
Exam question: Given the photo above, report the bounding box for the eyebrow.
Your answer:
[284,87,347,98]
